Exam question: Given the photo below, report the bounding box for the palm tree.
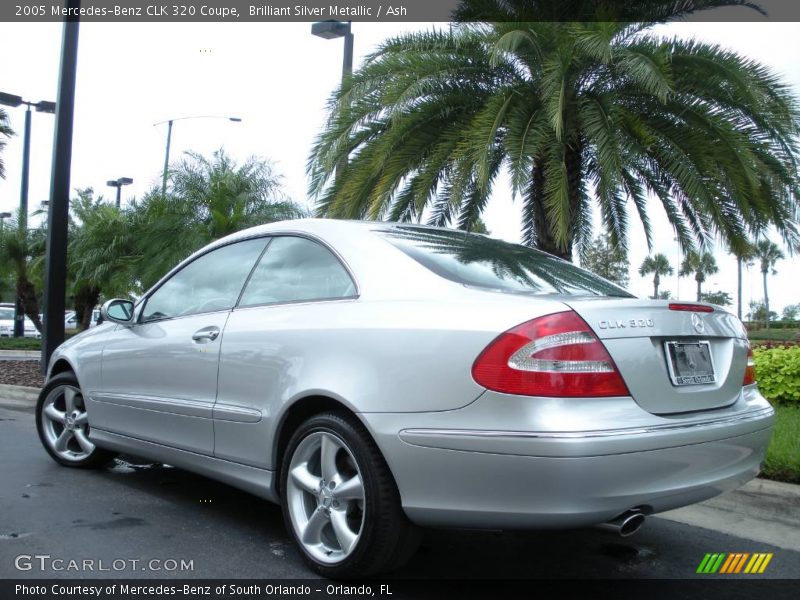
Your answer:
[68,190,141,330]
[309,1,800,261]
[755,239,784,329]
[639,254,673,299]
[729,239,757,320]
[130,149,306,289]
[0,211,45,332]
[679,252,719,302]
[0,108,13,179]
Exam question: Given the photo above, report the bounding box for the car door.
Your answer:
[92,238,268,455]
[214,235,357,467]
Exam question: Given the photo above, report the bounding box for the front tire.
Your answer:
[36,371,116,468]
[281,411,420,578]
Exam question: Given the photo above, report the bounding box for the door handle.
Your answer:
[192,327,220,342]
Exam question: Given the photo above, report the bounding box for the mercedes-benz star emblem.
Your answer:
[691,312,705,334]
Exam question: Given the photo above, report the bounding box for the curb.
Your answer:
[0,383,40,410]
[0,350,41,358]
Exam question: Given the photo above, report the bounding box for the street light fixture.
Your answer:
[106,176,134,208]
[0,90,56,337]
[154,115,242,195]
[311,21,354,78]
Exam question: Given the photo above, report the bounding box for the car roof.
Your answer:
[217,218,457,243]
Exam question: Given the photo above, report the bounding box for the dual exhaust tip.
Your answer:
[597,510,647,537]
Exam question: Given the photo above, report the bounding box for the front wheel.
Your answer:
[281,411,420,578]
[36,371,116,468]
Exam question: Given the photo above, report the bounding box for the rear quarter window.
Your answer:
[375,226,633,297]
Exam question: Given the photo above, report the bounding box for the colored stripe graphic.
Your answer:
[719,553,736,573]
[699,552,773,574]
[758,553,773,573]
[697,553,726,573]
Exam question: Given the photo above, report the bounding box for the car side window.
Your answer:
[141,238,267,322]
[238,236,356,307]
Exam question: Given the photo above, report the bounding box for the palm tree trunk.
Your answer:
[74,285,101,331]
[696,275,702,302]
[16,277,42,333]
[653,273,660,299]
[529,166,568,259]
[763,269,770,330]
[737,257,743,320]
[528,145,581,261]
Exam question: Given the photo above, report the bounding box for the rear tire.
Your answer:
[36,371,116,468]
[280,411,420,578]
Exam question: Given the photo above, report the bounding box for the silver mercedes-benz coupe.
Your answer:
[37,219,774,577]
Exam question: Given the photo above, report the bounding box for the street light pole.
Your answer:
[14,107,31,338]
[20,106,31,229]
[42,0,80,374]
[311,21,354,183]
[161,119,173,195]
[155,115,241,196]
[342,26,354,78]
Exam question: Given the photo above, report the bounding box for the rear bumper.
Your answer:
[362,387,774,529]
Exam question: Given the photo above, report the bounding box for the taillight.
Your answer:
[743,345,756,386]
[472,311,630,397]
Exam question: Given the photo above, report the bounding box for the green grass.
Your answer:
[762,405,800,484]
[748,328,799,342]
[0,337,42,350]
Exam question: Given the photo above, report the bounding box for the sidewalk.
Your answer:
[658,478,800,552]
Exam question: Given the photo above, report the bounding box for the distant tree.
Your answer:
[748,300,778,324]
[580,234,629,288]
[130,149,306,289]
[783,304,800,321]
[679,252,719,301]
[467,217,490,235]
[656,290,672,300]
[639,253,673,299]
[755,239,784,329]
[700,290,733,307]
[730,239,757,320]
[0,108,13,179]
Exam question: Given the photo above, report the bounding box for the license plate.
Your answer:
[664,341,716,386]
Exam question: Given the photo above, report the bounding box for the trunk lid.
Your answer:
[564,298,749,415]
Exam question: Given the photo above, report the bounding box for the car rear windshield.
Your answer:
[376,226,633,297]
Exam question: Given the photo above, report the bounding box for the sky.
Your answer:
[0,19,798,315]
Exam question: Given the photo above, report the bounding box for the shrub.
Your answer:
[753,347,800,406]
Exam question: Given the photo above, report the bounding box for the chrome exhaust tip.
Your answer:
[597,511,646,537]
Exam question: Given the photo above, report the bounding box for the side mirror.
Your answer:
[101,299,135,325]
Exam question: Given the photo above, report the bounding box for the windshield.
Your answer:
[376,226,633,298]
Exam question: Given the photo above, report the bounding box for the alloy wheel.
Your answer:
[40,384,95,462]
[286,431,366,564]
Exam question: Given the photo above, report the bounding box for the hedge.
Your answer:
[753,346,800,406]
